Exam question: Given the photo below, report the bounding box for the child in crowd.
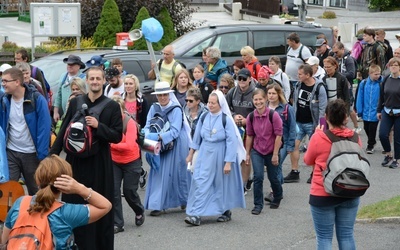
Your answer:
[356,65,382,154]
[111,58,127,77]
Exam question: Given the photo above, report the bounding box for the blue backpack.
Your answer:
[149,103,182,153]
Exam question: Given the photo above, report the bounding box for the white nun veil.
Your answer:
[214,90,246,163]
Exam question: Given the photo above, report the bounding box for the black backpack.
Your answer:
[122,111,145,148]
[149,103,182,153]
[63,96,111,158]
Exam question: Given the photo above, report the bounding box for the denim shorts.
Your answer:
[296,122,315,141]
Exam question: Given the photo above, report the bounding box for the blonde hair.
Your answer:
[368,64,381,73]
[171,69,193,90]
[123,74,141,97]
[30,155,73,214]
[70,78,87,94]
[240,46,255,57]
[219,73,235,89]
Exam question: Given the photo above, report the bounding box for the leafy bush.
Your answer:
[158,7,176,47]
[368,0,400,10]
[93,0,123,47]
[79,0,104,38]
[321,11,336,19]
[1,41,19,52]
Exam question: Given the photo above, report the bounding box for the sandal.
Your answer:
[184,216,201,226]
[217,210,232,222]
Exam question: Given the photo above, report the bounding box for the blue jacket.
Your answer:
[0,84,51,160]
[356,76,382,122]
[205,58,228,86]
[274,103,296,152]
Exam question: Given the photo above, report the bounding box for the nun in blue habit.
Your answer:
[185,90,246,226]
[143,81,192,216]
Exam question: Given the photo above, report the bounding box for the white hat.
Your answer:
[0,63,12,73]
[151,81,174,95]
[306,56,320,66]
[395,33,400,39]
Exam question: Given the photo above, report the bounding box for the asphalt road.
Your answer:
[115,119,400,249]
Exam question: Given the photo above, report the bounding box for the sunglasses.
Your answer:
[185,99,194,103]
[219,85,229,89]
[238,76,248,81]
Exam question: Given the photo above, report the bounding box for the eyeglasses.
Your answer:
[219,86,229,89]
[2,79,16,84]
[185,99,194,103]
[238,76,248,81]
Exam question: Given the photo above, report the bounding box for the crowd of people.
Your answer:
[0,26,399,249]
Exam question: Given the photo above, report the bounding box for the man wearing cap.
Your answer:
[226,68,256,193]
[0,68,51,195]
[315,38,331,68]
[85,55,107,71]
[306,56,326,81]
[53,55,86,122]
[50,66,122,250]
[104,68,124,98]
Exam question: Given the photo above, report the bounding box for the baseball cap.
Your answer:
[105,67,120,79]
[0,63,12,73]
[306,56,320,66]
[315,38,326,47]
[395,33,400,39]
[86,55,106,68]
[237,68,251,78]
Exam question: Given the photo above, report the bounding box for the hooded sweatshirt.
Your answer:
[225,80,256,118]
[304,128,362,206]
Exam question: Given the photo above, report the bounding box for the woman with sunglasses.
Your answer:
[192,64,213,104]
[184,88,208,138]
[171,69,194,107]
[218,73,235,96]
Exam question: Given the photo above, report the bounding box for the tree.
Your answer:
[130,7,162,51]
[93,0,123,47]
[157,7,176,47]
[80,0,104,38]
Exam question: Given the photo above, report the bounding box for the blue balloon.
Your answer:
[142,17,164,43]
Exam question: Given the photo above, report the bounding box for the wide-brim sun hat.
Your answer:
[63,55,86,69]
[151,81,174,95]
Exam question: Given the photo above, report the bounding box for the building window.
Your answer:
[308,0,323,5]
[330,0,346,8]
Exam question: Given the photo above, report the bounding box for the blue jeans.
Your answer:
[310,198,360,250]
[296,122,315,141]
[379,111,400,159]
[278,144,290,184]
[250,149,283,210]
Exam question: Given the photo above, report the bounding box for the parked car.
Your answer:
[169,23,333,70]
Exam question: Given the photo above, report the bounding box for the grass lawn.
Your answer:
[357,196,400,220]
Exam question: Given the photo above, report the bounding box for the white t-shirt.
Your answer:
[104,83,125,98]
[285,44,312,81]
[7,97,36,153]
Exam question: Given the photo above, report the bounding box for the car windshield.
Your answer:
[170,29,214,56]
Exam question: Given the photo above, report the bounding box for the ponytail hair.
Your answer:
[29,155,73,214]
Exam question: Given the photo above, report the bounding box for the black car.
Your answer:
[169,23,333,69]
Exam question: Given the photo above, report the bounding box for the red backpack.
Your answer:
[6,196,63,250]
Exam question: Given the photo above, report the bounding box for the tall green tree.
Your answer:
[157,7,176,47]
[93,0,123,47]
[130,7,162,50]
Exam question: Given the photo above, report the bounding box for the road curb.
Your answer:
[356,217,400,224]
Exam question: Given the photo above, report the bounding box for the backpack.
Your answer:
[6,196,63,250]
[32,66,53,111]
[322,130,370,198]
[122,111,145,148]
[248,108,283,147]
[288,44,313,63]
[63,96,111,158]
[343,55,358,78]
[157,59,186,84]
[200,111,227,128]
[148,103,181,153]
